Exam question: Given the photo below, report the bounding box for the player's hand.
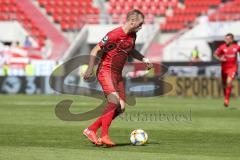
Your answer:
[83,68,94,80]
[143,58,153,70]
[219,56,227,62]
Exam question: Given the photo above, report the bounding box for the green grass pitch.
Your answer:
[0,95,240,160]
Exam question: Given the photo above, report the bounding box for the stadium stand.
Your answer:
[108,0,167,24]
[209,0,240,21]
[0,0,229,42]
[161,0,221,32]
[0,0,234,64]
[0,0,46,47]
[107,0,221,32]
[0,0,69,60]
[37,0,100,31]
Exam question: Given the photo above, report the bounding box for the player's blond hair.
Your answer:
[126,9,144,21]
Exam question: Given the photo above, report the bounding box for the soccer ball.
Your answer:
[130,129,148,145]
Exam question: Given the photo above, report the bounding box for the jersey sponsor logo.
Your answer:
[103,42,117,52]
[223,49,228,52]
[102,39,133,54]
[225,54,236,58]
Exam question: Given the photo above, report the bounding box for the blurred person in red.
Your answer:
[83,9,153,147]
[214,33,240,107]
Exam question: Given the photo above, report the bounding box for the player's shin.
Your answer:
[88,117,102,133]
[225,85,232,101]
[101,102,118,137]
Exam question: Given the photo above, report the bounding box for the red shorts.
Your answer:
[221,67,237,85]
[97,69,125,100]
[222,66,237,78]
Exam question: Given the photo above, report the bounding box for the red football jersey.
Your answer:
[215,43,240,70]
[98,27,136,72]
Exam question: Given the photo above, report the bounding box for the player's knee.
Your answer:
[226,79,233,86]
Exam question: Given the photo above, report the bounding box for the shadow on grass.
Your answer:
[114,141,160,147]
[87,141,160,148]
[116,142,132,147]
[229,107,240,110]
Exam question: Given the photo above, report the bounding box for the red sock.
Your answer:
[88,102,118,134]
[88,117,102,133]
[101,102,117,137]
[225,86,232,101]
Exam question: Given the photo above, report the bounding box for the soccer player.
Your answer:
[214,33,240,107]
[83,9,153,147]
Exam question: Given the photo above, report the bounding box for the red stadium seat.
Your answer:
[61,21,70,31]
[35,0,100,31]
[209,0,240,22]
[160,0,222,32]
[38,0,47,7]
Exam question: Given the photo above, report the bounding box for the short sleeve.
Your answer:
[98,32,115,49]
[214,45,223,56]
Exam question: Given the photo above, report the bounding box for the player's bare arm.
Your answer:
[129,49,153,70]
[84,44,102,80]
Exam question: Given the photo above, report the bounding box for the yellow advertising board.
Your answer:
[164,76,239,97]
